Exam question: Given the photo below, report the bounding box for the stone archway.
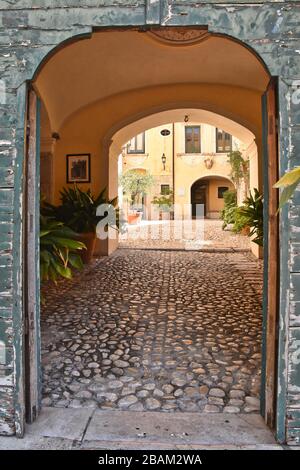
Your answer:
[106,108,258,230]
[107,109,258,255]
[21,27,282,441]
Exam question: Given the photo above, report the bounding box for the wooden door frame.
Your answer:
[23,86,41,424]
[261,77,280,431]
[21,78,282,438]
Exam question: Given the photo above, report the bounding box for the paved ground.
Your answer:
[0,408,282,450]
[119,219,250,251]
[41,246,263,414]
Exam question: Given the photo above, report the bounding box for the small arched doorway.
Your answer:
[191,176,235,219]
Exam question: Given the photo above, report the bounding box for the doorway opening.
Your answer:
[23,27,280,439]
[191,176,235,220]
[191,179,207,218]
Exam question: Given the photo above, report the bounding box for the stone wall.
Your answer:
[0,0,299,443]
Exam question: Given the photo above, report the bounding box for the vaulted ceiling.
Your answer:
[35,30,270,132]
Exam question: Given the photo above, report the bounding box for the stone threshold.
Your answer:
[0,408,286,450]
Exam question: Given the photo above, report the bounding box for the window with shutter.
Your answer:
[127,132,145,154]
[185,126,201,153]
[216,129,232,153]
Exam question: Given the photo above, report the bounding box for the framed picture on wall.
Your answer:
[66,153,91,183]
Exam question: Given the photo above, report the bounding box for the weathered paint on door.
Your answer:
[0,1,299,444]
[262,78,280,430]
[24,89,41,425]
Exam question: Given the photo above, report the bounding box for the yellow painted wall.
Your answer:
[207,179,235,214]
[52,139,103,205]
[122,122,238,219]
[123,124,173,217]
[173,122,238,216]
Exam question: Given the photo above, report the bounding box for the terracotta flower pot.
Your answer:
[241,225,251,236]
[75,232,96,264]
[127,214,139,224]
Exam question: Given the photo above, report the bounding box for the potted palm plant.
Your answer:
[235,188,264,246]
[44,185,118,263]
[40,215,85,283]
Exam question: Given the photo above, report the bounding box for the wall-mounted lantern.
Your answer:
[161,153,167,170]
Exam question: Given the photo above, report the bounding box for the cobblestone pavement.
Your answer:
[119,219,251,251]
[41,248,263,414]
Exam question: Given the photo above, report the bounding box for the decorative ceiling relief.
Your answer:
[147,28,210,46]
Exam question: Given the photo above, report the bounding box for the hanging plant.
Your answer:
[227,150,249,188]
[220,190,237,229]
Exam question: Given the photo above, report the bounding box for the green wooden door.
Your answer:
[24,88,41,424]
[261,78,280,431]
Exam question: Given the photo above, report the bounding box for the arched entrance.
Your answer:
[191,176,235,219]
[108,108,258,245]
[22,27,281,441]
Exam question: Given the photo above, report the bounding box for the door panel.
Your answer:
[262,78,279,429]
[24,88,41,423]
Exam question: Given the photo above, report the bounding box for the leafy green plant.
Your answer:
[220,190,237,229]
[120,170,154,206]
[40,215,85,283]
[232,210,250,234]
[274,166,300,209]
[238,188,263,246]
[152,189,173,212]
[43,185,118,233]
[227,150,249,189]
